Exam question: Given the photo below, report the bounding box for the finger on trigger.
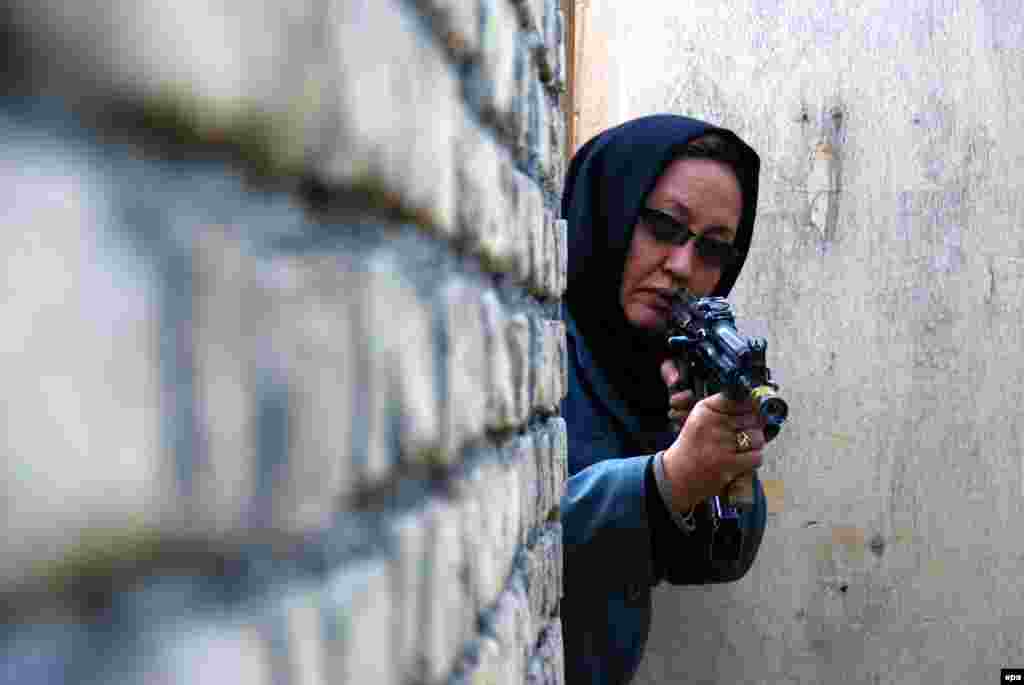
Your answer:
[669,389,694,409]
[660,359,679,388]
[701,392,752,415]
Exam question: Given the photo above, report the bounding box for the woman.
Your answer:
[559,114,770,685]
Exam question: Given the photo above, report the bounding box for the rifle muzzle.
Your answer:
[751,385,788,441]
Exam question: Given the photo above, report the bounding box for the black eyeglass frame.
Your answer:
[637,207,740,268]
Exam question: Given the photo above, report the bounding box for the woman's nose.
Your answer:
[662,239,699,278]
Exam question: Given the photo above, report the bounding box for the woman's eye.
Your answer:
[653,215,686,240]
[651,220,674,238]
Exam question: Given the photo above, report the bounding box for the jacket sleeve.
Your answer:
[561,454,660,590]
[560,451,767,593]
[646,460,767,585]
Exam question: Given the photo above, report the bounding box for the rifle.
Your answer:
[665,292,788,561]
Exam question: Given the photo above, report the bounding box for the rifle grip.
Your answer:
[723,471,756,508]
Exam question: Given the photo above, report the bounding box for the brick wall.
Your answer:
[1,1,568,683]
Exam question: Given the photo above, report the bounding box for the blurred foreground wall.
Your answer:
[576,1,1024,683]
[1,1,568,683]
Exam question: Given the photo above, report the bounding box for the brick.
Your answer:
[323,556,397,685]
[456,456,520,618]
[552,319,568,407]
[531,424,554,521]
[524,76,541,175]
[389,508,429,684]
[553,9,567,94]
[258,253,360,532]
[506,312,532,425]
[533,25,555,85]
[533,419,567,522]
[512,0,561,93]
[498,460,524,575]
[267,252,391,506]
[455,468,490,620]
[265,246,440,523]
[526,622,565,685]
[525,524,563,621]
[548,96,568,197]
[532,79,554,189]
[0,126,177,587]
[519,182,546,296]
[540,0,561,85]
[544,212,559,297]
[550,416,568,498]
[481,290,518,431]
[554,219,567,298]
[327,0,458,234]
[281,592,329,685]
[440,278,490,461]
[361,249,440,469]
[9,1,332,175]
[527,210,547,297]
[190,225,266,534]
[486,574,532,685]
[477,0,521,129]
[532,318,566,414]
[501,166,528,284]
[457,117,516,272]
[354,263,396,486]
[494,459,524,584]
[423,497,471,685]
[512,40,535,163]
[558,325,567,404]
[504,167,543,285]
[514,432,539,545]
[180,177,331,537]
[520,178,542,251]
[550,213,562,298]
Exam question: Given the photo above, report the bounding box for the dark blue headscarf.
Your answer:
[562,114,761,424]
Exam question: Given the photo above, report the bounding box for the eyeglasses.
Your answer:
[637,207,740,269]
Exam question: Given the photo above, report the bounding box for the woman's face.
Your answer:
[619,157,743,332]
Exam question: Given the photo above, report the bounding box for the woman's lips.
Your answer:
[644,290,673,311]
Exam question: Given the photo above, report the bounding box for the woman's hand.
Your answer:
[658,361,766,513]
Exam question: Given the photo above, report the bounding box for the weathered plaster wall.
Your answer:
[577,1,1024,682]
[570,0,626,153]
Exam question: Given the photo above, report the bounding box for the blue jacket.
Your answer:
[559,310,767,685]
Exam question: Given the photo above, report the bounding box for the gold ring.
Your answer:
[736,430,752,451]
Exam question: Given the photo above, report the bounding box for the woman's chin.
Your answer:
[626,303,669,333]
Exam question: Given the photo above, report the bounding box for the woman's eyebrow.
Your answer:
[646,203,688,227]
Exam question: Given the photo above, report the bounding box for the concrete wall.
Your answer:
[575,1,1024,683]
[1,1,569,683]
